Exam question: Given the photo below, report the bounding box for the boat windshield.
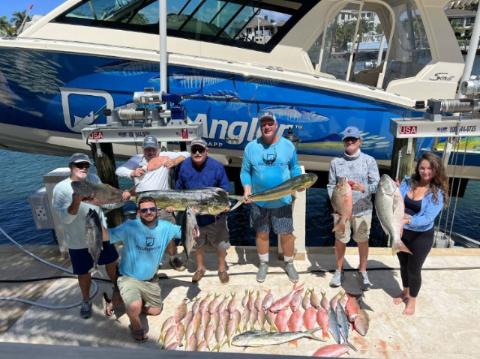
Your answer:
[54,0,317,51]
[308,0,432,89]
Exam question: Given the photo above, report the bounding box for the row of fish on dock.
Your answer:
[159,283,370,357]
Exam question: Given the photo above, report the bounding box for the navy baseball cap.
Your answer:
[341,126,362,141]
[143,135,158,149]
[69,153,92,165]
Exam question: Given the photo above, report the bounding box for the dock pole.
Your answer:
[90,143,123,227]
[390,138,416,181]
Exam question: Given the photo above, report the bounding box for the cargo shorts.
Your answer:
[193,215,230,251]
[335,213,372,244]
[117,275,163,308]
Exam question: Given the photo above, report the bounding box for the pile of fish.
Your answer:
[159,283,370,357]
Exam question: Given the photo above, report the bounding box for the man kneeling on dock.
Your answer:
[105,196,183,342]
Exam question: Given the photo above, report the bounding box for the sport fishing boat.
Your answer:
[0,0,478,177]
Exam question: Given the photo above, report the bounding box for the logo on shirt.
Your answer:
[145,236,155,247]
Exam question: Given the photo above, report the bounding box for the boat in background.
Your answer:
[0,0,478,179]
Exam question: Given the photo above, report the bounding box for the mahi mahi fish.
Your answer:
[230,173,318,211]
[231,329,323,347]
[72,180,124,205]
[85,209,103,268]
[331,177,352,235]
[138,187,230,215]
[375,174,412,254]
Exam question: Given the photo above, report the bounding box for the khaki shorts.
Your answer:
[117,275,162,308]
[335,213,372,244]
[193,215,230,251]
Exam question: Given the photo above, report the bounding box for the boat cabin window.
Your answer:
[308,0,431,89]
[54,0,317,52]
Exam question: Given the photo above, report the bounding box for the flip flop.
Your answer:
[103,292,114,317]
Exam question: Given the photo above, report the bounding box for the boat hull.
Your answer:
[0,47,439,169]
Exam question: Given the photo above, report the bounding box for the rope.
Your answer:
[0,226,100,310]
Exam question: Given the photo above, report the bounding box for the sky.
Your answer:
[0,0,66,18]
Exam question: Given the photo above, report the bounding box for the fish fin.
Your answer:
[309,328,327,341]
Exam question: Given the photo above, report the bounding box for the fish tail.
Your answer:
[229,198,244,212]
[346,339,357,352]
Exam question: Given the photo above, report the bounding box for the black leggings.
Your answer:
[397,228,434,298]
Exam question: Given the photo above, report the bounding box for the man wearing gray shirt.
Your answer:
[327,126,380,290]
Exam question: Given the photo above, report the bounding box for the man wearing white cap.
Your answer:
[327,126,380,290]
[52,153,119,319]
[240,112,302,283]
[116,135,189,271]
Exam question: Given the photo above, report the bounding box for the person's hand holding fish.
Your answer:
[347,179,365,193]
[131,167,145,177]
[243,186,253,204]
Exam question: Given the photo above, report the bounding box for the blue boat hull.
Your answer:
[0,48,434,162]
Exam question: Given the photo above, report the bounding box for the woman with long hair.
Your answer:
[394,152,449,315]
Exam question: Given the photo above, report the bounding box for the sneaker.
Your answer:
[330,270,343,288]
[169,257,186,271]
[284,261,299,283]
[80,300,92,319]
[359,271,372,291]
[256,262,269,283]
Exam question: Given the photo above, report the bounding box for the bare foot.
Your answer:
[393,295,406,305]
[402,298,416,315]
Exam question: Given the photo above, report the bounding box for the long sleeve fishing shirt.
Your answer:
[240,137,302,208]
[327,151,380,216]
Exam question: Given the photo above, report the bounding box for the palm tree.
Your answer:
[11,10,31,33]
[0,16,14,36]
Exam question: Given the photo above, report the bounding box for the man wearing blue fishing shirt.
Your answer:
[106,196,182,342]
[240,112,302,283]
[176,138,232,284]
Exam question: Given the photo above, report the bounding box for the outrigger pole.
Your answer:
[459,0,480,87]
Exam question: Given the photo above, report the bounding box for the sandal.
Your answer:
[129,325,148,343]
[192,268,206,283]
[103,292,114,317]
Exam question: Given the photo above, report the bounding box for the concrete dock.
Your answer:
[1,244,479,358]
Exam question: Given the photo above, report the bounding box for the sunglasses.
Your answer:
[191,146,206,154]
[139,207,157,214]
[343,137,359,143]
[74,162,90,169]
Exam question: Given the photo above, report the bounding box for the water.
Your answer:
[0,149,478,246]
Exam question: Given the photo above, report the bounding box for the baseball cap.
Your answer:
[122,201,137,216]
[258,111,277,123]
[341,126,362,141]
[69,153,92,165]
[143,135,158,149]
[190,138,207,149]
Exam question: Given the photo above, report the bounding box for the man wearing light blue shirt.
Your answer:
[240,112,302,283]
[107,196,181,342]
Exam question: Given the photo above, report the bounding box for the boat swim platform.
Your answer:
[1,244,479,359]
